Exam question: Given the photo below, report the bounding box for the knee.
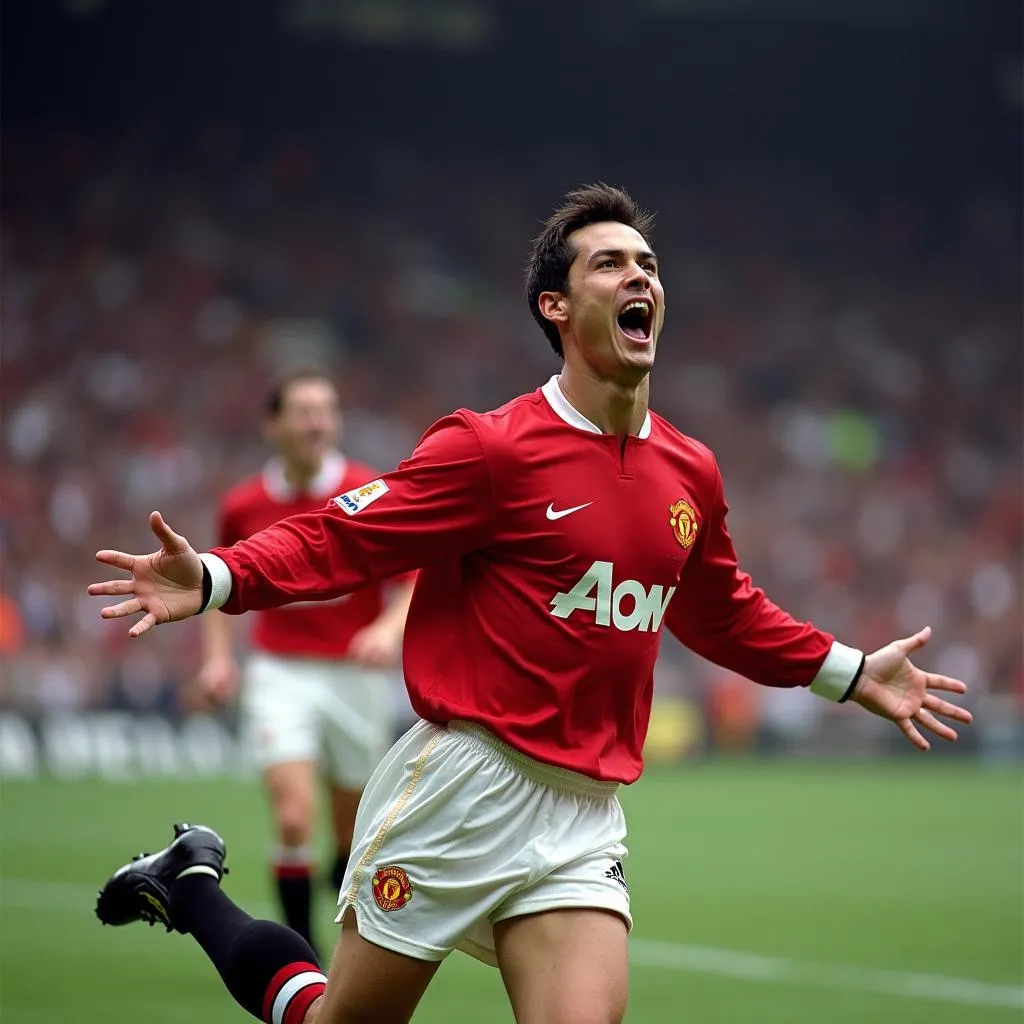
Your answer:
[530,984,628,1024]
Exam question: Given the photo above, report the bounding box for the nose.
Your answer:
[301,415,329,436]
[625,263,653,290]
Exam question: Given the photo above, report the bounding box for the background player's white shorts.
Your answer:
[336,719,630,966]
[242,652,394,789]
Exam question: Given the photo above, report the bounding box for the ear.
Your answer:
[538,290,570,327]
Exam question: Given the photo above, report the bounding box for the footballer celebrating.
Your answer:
[89,184,971,1024]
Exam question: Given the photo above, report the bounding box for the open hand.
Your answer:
[88,511,204,637]
[852,626,972,751]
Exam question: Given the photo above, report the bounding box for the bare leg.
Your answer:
[306,908,442,1024]
[328,783,361,889]
[494,909,629,1024]
[265,760,318,847]
[264,760,318,946]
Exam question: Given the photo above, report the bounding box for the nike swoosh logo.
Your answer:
[546,501,593,521]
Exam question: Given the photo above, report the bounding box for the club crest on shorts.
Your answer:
[372,865,413,911]
[669,498,700,549]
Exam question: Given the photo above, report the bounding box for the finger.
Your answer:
[100,598,142,619]
[87,580,135,597]
[914,708,958,743]
[128,612,157,638]
[897,716,930,752]
[922,694,973,724]
[150,510,189,554]
[896,625,932,654]
[95,550,135,571]
[924,674,967,695]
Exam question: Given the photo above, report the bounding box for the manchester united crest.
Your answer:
[669,498,700,549]
[372,866,413,912]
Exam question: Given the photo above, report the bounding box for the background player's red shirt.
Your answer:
[218,451,393,659]
[209,379,846,782]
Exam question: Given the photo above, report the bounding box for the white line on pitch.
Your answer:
[629,938,1024,1010]
[2,878,1021,1011]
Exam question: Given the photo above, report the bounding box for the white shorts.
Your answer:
[335,719,630,967]
[241,652,394,789]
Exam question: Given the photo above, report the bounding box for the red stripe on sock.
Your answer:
[283,981,326,1024]
[273,863,312,880]
[262,961,320,1022]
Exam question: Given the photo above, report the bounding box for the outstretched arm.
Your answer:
[88,414,494,638]
[664,459,971,750]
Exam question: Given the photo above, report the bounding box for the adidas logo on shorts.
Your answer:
[604,860,628,893]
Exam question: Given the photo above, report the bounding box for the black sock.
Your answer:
[329,852,349,893]
[171,875,325,1024]
[273,862,315,951]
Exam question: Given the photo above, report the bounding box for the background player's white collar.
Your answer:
[262,449,348,501]
[541,376,652,439]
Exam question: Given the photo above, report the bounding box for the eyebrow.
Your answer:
[589,247,658,265]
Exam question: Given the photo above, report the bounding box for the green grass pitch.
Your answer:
[1,760,1021,1022]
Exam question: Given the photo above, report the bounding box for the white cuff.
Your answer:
[809,641,863,702]
[198,553,233,612]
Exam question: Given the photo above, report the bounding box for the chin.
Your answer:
[609,361,653,387]
[623,347,657,371]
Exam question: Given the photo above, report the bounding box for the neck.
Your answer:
[282,458,322,491]
[557,364,649,438]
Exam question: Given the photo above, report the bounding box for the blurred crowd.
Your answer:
[2,130,1021,739]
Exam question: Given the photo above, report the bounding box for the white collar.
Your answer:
[541,375,652,439]
[262,450,348,501]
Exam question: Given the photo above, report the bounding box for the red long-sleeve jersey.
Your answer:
[216,452,398,659]
[206,377,857,783]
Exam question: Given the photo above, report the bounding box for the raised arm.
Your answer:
[89,415,494,637]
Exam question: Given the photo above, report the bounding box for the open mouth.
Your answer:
[616,298,653,341]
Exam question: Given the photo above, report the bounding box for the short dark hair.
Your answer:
[525,183,655,357]
[264,368,335,417]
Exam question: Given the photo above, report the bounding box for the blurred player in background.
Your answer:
[196,368,413,953]
[91,185,971,1024]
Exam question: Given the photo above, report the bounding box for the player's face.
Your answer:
[267,379,341,471]
[562,221,665,382]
